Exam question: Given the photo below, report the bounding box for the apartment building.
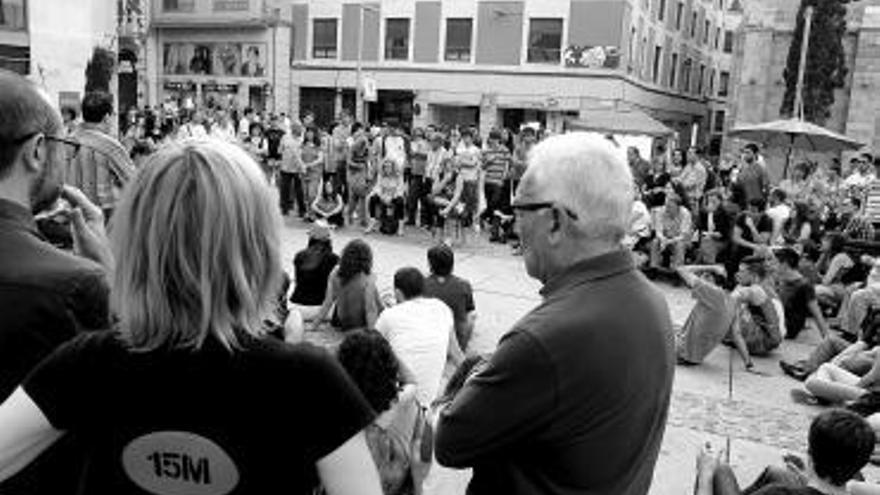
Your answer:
[289,0,738,148]
[147,0,292,113]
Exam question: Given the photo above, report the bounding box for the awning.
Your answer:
[567,108,674,137]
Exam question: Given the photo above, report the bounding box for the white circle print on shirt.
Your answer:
[121,431,240,495]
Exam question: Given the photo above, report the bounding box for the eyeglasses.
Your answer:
[2,132,81,156]
[511,201,579,221]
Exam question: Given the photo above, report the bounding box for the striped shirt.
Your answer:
[482,146,511,186]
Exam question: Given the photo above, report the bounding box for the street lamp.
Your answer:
[355,4,380,123]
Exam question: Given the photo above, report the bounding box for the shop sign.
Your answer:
[563,45,621,69]
[203,83,238,93]
[362,76,377,102]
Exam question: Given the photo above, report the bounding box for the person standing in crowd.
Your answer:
[289,221,339,323]
[279,122,307,218]
[67,91,136,220]
[209,109,236,142]
[407,128,430,226]
[237,106,254,140]
[424,132,451,230]
[627,146,651,190]
[328,113,352,199]
[435,133,674,495]
[312,239,384,332]
[454,128,482,237]
[376,267,455,408]
[301,126,325,212]
[482,130,512,243]
[346,123,371,228]
[265,115,286,182]
[0,140,383,495]
[650,189,693,271]
[511,127,536,195]
[424,243,477,354]
[244,122,269,177]
[732,143,770,210]
[382,122,410,177]
[60,106,78,136]
[678,146,708,212]
[0,70,111,495]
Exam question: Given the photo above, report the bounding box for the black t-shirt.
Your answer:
[751,484,825,495]
[266,128,285,159]
[290,247,339,306]
[643,172,670,209]
[424,274,475,331]
[23,331,374,495]
[734,211,773,254]
[777,274,816,337]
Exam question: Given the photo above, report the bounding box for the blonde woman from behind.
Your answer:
[0,138,382,495]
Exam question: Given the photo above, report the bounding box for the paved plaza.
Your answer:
[280,218,879,494]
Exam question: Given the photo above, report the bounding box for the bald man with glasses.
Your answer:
[435,133,674,495]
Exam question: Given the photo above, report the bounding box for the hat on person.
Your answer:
[309,220,332,241]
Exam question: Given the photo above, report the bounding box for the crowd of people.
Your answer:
[3,59,880,495]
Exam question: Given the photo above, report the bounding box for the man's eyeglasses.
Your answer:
[511,201,579,221]
[2,132,81,158]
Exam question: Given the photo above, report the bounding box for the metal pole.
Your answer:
[355,5,365,123]
[794,6,813,121]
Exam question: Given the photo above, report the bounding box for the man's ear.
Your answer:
[20,134,46,174]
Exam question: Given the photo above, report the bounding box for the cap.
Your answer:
[308,220,332,241]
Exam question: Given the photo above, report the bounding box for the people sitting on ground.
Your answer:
[0,139,383,495]
[842,262,880,340]
[783,202,820,248]
[289,221,339,323]
[729,198,773,287]
[696,189,732,264]
[626,186,653,267]
[336,330,419,495]
[376,267,460,409]
[694,409,876,495]
[802,348,880,405]
[728,256,784,369]
[367,159,406,236]
[815,233,866,322]
[766,188,791,246]
[774,247,831,340]
[312,238,384,332]
[650,188,693,272]
[780,302,880,382]
[424,243,477,355]
[312,179,345,227]
[675,265,737,366]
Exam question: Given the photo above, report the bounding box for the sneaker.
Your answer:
[779,360,808,381]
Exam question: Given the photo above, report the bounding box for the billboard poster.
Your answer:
[163,42,267,77]
[240,43,266,77]
[214,43,242,76]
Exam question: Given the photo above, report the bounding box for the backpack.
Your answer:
[364,423,413,495]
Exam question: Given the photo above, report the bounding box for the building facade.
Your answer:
[146,0,292,113]
[289,0,739,150]
[0,0,117,110]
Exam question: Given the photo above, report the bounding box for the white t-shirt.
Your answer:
[376,297,453,407]
[766,204,791,245]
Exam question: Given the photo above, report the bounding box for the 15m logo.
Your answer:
[122,431,239,495]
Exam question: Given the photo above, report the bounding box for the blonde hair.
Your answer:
[109,138,282,351]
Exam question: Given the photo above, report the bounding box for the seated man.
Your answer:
[694,409,875,495]
[367,159,406,236]
[696,190,732,264]
[650,190,692,271]
[675,265,736,365]
[774,247,831,340]
[728,256,784,369]
[375,267,459,408]
[424,243,476,355]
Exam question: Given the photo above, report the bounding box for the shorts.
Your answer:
[732,309,781,356]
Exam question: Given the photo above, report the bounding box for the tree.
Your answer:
[84,46,116,93]
[780,0,850,124]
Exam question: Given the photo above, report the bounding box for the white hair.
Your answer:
[524,132,634,243]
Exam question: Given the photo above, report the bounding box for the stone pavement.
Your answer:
[279,218,879,494]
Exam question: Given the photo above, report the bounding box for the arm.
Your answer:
[830,341,867,366]
[328,195,345,216]
[676,265,725,288]
[857,350,880,389]
[807,298,830,339]
[311,269,338,327]
[316,431,383,495]
[0,388,65,482]
[364,280,381,330]
[732,224,759,251]
[848,481,880,495]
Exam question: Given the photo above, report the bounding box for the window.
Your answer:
[641,37,648,78]
[658,0,667,21]
[0,0,26,30]
[629,27,637,72]
[715,27,721,50]
[669,52,678,87]
[162,0,195,12]
[652,46,662,83]
[682,58,692,93]
[312,19,338,59]
[714,110,726,133]
[675,2,684,30]
[723,30,734,53]
[698,63,705,94]
[719,70,730,97]
[385,18,410,60]
[213,0,248,11]
[690,12,697,38]
[703,20,710,44]
[527,18,563,63]
[445,18,472,61]
[709,68,715,94]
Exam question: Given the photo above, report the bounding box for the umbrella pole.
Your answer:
[783,135,794,179]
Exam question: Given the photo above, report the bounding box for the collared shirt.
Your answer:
[436,250,674,495]
[67,123,136,210]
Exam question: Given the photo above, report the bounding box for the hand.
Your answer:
[744,216,755,229]
[696,442,724,483]
[61,186,114,272]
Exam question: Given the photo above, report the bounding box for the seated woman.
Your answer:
[337,330,419,495]
[366,159,406,236]
[312,179,345,227]
[312,239,384,333]
[0,139,381,495]
[430,160,465,245]
[290,221,339,322]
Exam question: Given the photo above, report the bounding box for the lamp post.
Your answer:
[355,4,379,123]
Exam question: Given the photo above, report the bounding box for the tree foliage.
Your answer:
[780,0,850,124]
[84,46,116,93]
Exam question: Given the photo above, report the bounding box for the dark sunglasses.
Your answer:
[511,201,579,221]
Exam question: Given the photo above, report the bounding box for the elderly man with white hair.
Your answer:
[434,133,675,495]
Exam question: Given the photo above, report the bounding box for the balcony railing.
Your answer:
[162,0,195,12]
[214,0,249,11]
